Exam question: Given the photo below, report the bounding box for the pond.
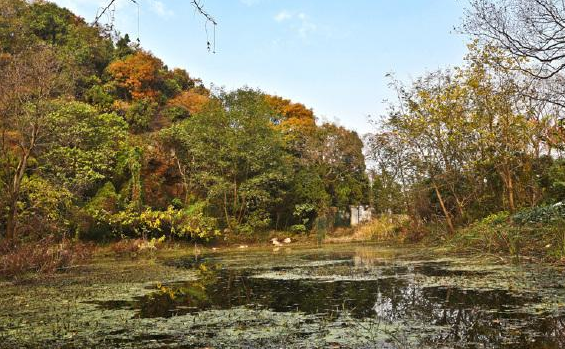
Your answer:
[1,244,565,348]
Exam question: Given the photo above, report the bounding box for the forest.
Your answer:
[0,0,369,251]
[0,0,565,273]
[366,43,565,251]
[2,1,565,348]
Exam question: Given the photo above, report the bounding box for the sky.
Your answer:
[52,0,469,135]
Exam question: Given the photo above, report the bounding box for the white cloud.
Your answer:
[274,10,292,22]
[149,0,174,18]
[296,13,316,38]
[274,10,317,38]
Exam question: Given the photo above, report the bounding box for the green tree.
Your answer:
[40,101,128,197]
[161,88,288,232]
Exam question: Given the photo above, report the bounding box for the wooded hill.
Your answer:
[0,0,369,242]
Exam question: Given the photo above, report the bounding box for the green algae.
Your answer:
[1,244,564,348]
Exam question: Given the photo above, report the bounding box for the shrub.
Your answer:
[0,236,94,279]
[16,175,73,238]
[290,224,307,234]
[106,204,220,241]
[479,211,510,226]
[110,236,166,257]
[124,99,157,132]
[162,105,190,121]
[512,202,565,225]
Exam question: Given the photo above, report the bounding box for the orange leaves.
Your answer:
[265,95,315,122]
[168,90,210,116]
[264,94,316,133]
[107,51,164,101]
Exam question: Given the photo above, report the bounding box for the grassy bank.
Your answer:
[343,205,565,263]
[3,203,564,281]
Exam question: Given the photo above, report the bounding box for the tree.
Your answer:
[462,0,565,79]
[106,51,165,102]
[161,88,289,232]
[0,45,71,239]
[367,42,563,235]
[40,101,128,197]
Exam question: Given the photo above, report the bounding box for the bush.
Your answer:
[290,224,307,234]
[124,99,157,132]
[479,211,510,226]
[0,236,94,279]
[451,210,565,260]
[110,236,165,257]
[162,105,190,121]
[512,202,565,225]
[107,204,220,241]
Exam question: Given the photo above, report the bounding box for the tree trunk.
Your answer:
[507,173,515,213]
[5,199,17,240]
[5,148,31,240]
[500,166,516,213]
[433,182,455,234]
[223,191,231,229]
[449,185,465,218]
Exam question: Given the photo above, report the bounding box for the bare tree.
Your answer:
[462,0,565,79]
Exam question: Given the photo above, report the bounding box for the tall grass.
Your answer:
[0,236,94,279]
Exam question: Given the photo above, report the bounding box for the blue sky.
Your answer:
[53,0,469,135]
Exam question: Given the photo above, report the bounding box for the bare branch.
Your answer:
[94,0,137,25]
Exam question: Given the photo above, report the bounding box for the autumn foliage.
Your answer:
[107,51,164,101]
[0,0,369,248]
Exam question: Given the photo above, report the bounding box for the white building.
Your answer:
[350,205,372,226]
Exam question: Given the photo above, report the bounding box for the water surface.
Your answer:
[94,245,565,348]
[2,244,565,348]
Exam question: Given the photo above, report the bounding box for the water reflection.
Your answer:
[92,248,565,348]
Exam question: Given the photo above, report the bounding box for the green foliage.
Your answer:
[110,205,220,241]
[116,145,143,210]
[290,224,307,234]
[370,171,405,214]
[78,181,120,240]
[0,0,372,245]
[478,211,510,226]
[25,1,70,45]
[451,216,565,260]
[547,160,565,202]
[292,203,316,230]
[83,83,115,110]
[512,203,565,225]
[161,88,289,232]
[162,105,190,121]
[291,169,330,211]
[41,101,128,195]
[162,78,182,98]
[114,34,135,59]
[124,99,157,132]
[17,175,73,237]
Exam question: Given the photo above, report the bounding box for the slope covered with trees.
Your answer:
[367,40,565,256]
[0,0,369,244]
